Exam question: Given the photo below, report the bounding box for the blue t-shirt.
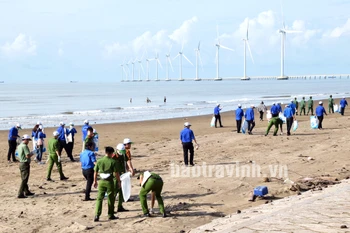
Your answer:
[244,108,255,121]
[235,108,244,120]
[271,105,278,115]
[80,149,96,170]
[56,126,67,141]
[82,124,89,141]
[69,127,77,139]
[8,127,19,141]
[284,107,294,118]
[180,128,195,143]
[340,99,348,108]
[214,106,221,115]
[316,105,326,116]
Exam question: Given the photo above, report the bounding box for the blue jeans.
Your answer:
[36,145,43,162]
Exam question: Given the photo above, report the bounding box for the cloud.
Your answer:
[169,16,198,44]
[328,18,350,37]
[290,20,320,46]
[1,33,37,57]
[58,48,64,56]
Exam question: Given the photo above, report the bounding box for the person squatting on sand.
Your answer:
[180,122,199,166]
[80,142,97,201]
[244,105,255,135]
[47,131,69,181]
[138,171,166,218]
[213,104,223,128]
[316,101,327,129]
[113,143,135,212]
[235,104,244,133]
[17,134,35,198]
[94,146,120,222]
[265,117,283,136]
[8,123,21,163]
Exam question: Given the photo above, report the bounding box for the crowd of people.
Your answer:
[9,119,166,221]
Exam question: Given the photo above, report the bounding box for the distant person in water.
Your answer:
[147,97,151,103]
[340,97,348,116]
[164,96,166,103]
[129,98,132,103]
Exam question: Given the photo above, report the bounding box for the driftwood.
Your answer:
[289,177,340,192]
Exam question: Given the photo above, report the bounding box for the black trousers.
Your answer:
[317,116,324,129]
[18,162,30,196]
[66,141,74,160]
[236,119,242,133]
[182,142,194,165]
[214,114,222,127]
[341,107,345,116]
[59,140,73,160]
[82,168,94,199]
[259,111,264,121]
[8,140,17,161]
[286,117,294,134]
[247,120,255,133]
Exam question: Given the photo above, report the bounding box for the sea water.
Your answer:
[0,79,349,130]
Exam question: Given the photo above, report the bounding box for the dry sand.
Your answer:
[1,99,350,233]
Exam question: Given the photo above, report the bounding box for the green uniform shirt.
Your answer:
[17,142,31,163]
[150,172,162,180]
[293,100,299,108]
[84,136,96,150]
[48,138,60,156]
[94,156,118,180]
[328,98,334,106]
[113,153,129,174]
[308,99,313,107]
[300,100,306,108]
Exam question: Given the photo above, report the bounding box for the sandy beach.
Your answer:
[1,98,349,233]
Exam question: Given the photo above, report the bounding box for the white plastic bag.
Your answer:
[310,116,318,129]
[293,120,298,131]
[241,120,248,134]
[210,116,215,127]
[120,172,132,202]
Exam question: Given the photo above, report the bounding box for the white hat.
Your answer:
[37,121,42,125]
[123,138,132,144]
[93,129,97,133]
[59,122,65,126]
[84,119,89,124]
[53,131,60,136]
[16,123,22,129]
[273,102,276,105]
[184,122,191,127]
[116,143,125,151]
[251,104,255,108]
[217,103,220,106]
[69,122,74,126]
[238,104,242,107]
[22,134,31,140]
[290,99,293,102]
[319,101,323,104]
[39,125,43,129]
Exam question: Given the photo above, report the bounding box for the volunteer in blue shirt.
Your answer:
[213,104,223,128]
[316,101,327,129]
[56,122,74,161]
[277,103,282,114]
[67,122,78,161]
[80,142,97,201]
[35,125,46,164]
[283,105,295,136]
[270,103,279,117]
[235,104,244,133]
[340,97,348,116]
[7,123,21,163]
[180,122,199,166]
[289,100,296,115]
[244,105,255,135]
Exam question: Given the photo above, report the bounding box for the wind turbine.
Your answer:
[165,45,174,81]
[278,0,302,80]
[195,41,203,81]
[154,52,162,81]
[215,25,234,81]
[137,50,146,82]
[242,20,254,81]
[131,59,136,81]
[125,59,132,82]
[174,42,193,81]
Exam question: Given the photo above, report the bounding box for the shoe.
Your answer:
[162,213,167,218]
[273,134,277,136]
[190,164,194,166]
[143,213,151,217]
[128,198,135,202]
[94,216,99,222]
[25,192,35,196]
[8,160,12,163]
[17,195,27,199]
[60,176,69,180]
[220,126,223,127]
[46,178,53,182]
[264,134,267,136]
[13,160,19,163]
[70,158,75,162]
[109,215,119,220]
[117,207,129,212]
[83,198,95,201]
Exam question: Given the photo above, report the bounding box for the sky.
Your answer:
[0,0,350,83]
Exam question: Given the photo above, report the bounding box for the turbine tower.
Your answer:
[215,25,234,81]
[174,42,193,81]
[131,59,136,81]
[154,52,162,81]
[278,0,302,80]
[242,20,254,81]
[195,41,203,81]
[165,45,174,81]
[137,50,146,81]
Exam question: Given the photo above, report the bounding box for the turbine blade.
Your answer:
[198,41,201,50]
[157,59,163,69]
[168,57,174,72]
[198,51,204,71]
[181,40,184,52]
[220,45,234,52]
[183,54,194,66]
[284,30,303,33]
[168,44,173,54]
[141,63,146,75]
[246,41,255,64]
[246,20,249,40]
[281,0,285,29]
[173,54,180,60]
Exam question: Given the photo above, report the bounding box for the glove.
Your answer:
[58,156,61,163]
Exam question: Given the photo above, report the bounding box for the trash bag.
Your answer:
[310,116,318,129]
[293,120,298,131]
[242,120,248,134]
[210,116,215,127]
[120,172,132,202]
